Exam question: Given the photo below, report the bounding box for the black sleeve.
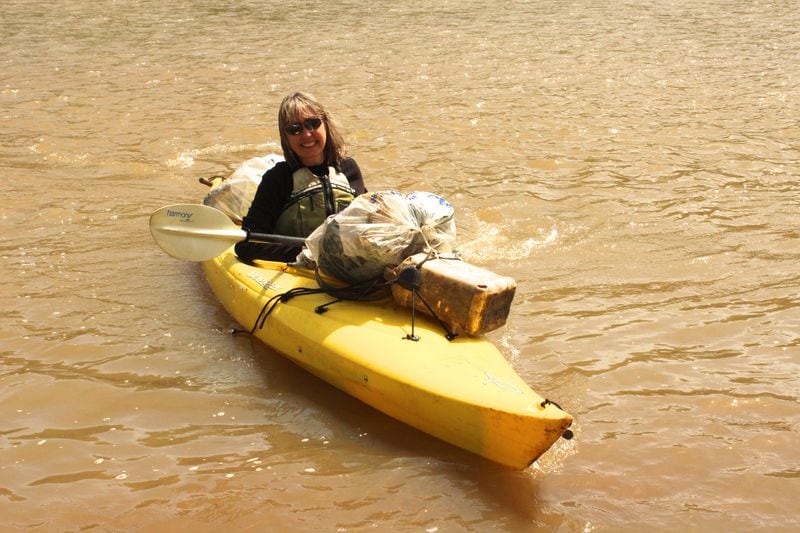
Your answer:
[235,163,299,263]
[340,158,367,195]
[240,162,293,234]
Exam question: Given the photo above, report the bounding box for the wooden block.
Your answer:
[387,254,516,336]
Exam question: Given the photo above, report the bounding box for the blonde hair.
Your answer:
[278,92,347,170]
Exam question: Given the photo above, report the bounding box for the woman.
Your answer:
[235,92,367,263]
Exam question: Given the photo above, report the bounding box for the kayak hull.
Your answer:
[203,249,572,469]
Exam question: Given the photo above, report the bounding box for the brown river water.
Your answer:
[2,0,799,530]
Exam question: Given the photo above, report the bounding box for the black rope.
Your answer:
[233,252,460,342]
[539,399,574,440]
[314,268,391,302]
[393,251,458,341]
[540,398,563,410]
[232,286,326,335]
[233,270,390,335]
[413,290,458,341]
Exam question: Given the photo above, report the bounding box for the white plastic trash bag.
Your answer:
[305,191,456,283]
[203,153,284,223]
[407,191,457,251]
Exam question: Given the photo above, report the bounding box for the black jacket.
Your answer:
[235,158,366,262]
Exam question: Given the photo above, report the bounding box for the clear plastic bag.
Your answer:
[305,191,457,283]
[407,191,457,251]
[203,154,283,223]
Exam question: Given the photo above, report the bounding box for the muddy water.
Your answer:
[2,0,799,530]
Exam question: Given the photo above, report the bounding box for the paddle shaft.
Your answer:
[246,230,305,247]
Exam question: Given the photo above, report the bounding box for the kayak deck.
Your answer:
[203,249,572,469]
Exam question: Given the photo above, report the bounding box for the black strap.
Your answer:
[319,174,336,216]
[234,254,458,342]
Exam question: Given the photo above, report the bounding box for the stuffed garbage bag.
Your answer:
[305,191,456,284]
[203,154,283,223]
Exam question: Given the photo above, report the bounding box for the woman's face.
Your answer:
[285,111,327,167]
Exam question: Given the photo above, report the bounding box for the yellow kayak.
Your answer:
[202,249,573,469]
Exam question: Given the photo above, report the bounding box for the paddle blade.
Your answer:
[149,204,246,261]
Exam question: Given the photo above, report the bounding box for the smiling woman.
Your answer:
[234,92,368,263]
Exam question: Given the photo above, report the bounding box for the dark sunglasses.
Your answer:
[285,117,323,136]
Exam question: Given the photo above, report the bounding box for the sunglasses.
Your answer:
[285,117,323,136]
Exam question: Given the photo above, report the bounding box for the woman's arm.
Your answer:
[340,158,367,195]
[235,163,298,262]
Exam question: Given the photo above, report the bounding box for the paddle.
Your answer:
[149,203,306,261]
